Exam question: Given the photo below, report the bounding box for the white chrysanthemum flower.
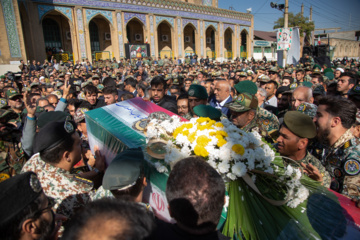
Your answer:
[232,161,247,177]
[207,160,217,169]
[227,172,237,181]
[175,134,189,147]
[217,161,230,174]
[284,165,294,176]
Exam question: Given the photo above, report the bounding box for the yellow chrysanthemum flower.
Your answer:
[216,130,228,137]
[188,132,196,142]
[217,138,227,147]
[194,145,209,158]
[196,135,211,146]
[215,122,224,128]
[232,144,245,155]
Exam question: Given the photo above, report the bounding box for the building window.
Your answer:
[89,21,100,52]
[42,18,62,49]
[254,47,261,53]
[264,47,271,53]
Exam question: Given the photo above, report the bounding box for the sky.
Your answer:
[219,0,360,33]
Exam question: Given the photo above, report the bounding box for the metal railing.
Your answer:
[206,50,216,59]
[51,52,73,62]
[93,51,112,61]
[224,51,233,59]
[159,50,173,59]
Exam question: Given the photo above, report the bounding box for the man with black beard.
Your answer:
[0,172,65,240]
[313,96,360,200]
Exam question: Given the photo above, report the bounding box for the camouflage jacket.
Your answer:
[257,108,280,134]
[321,129,360,199]
[243,108,279,138]
[0,140,26,182]
[21,153,95,218]
[300,152,331,188]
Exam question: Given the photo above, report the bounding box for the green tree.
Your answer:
[273,12,314,40]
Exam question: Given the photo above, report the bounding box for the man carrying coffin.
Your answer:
[150,76,177,114]
[277,111,331,187]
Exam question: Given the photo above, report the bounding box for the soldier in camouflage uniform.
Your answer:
[225,93,279,138]
[277,111,330,187]
[184,84,208,120]
[21,120,105,218]
[314,96,360,199]
[0,109,26,182]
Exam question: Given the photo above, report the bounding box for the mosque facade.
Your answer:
[0,0,253,63]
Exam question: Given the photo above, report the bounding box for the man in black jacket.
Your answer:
[150,76,177,114]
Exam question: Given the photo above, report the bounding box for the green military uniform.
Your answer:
[257,107,280,134]
[242,114,270,138]
[321,129,360,199]
[299,152,331,188]
[0,110,26,182]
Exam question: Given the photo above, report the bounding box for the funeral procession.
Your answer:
[0,0,360,239]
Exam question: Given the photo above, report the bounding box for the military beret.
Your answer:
[0,172,42,225]
[234,80,258,95]
[34,120,76,153]
[283,111,316,138]
[323,68,333,74]
[188,84,208,100]
[324,72,334,80]
[37,111,71,128]
[193,105,222,121]
[103,148,144,191]
[313,64,321,70]
[302,81,313,88]
[225,92,258,113]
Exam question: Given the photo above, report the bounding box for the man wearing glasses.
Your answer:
[0,172,66,239]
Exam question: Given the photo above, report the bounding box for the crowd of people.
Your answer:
[0,55,360,239]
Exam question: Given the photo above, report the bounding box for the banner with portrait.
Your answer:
[277,28,293,51]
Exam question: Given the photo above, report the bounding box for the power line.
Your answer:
[253,0,270,14]
[300,0,360,25]
[290,0,360,29]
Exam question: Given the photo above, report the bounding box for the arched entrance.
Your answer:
[89,16,112,61]
[157,21,173,59]
[241,30,248,59]
[205,26,216,59]
[184,24,196,57]
[126,18,145,44]
[42,13,72,62]
[224,28,233,59]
